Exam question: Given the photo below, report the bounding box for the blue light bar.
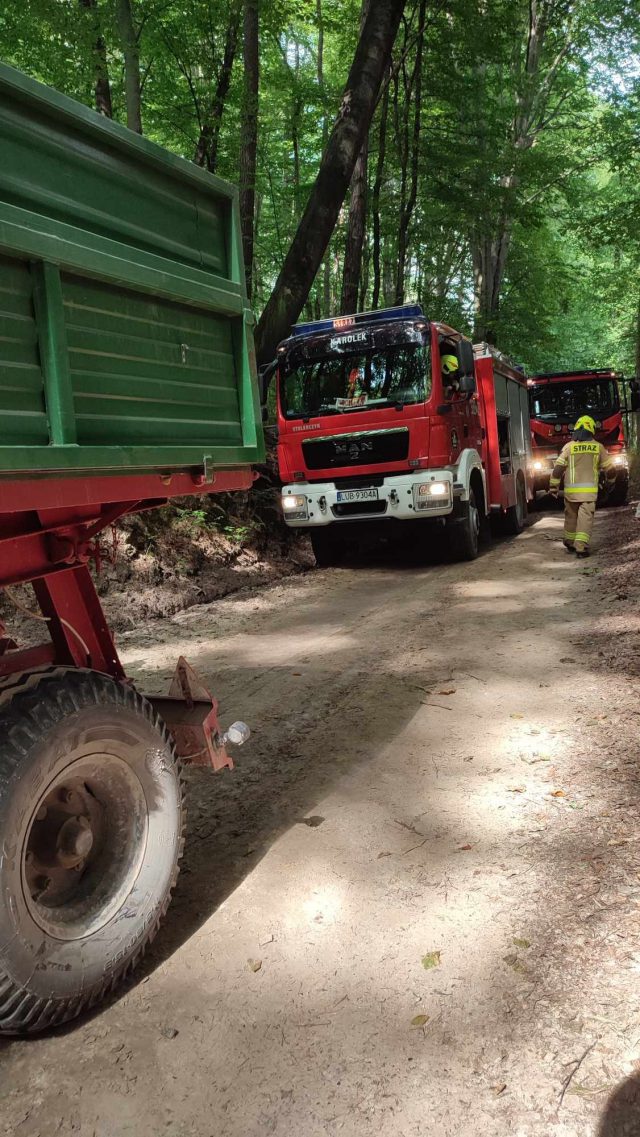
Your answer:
[290,304,425,339]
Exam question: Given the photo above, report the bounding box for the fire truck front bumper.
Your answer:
[281,471,455,528]
[530,455,557,492]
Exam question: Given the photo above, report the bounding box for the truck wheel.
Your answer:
[310,529,346,568]
[607,477,628,507]
[447,487,481,561]
[0,668,184,1035]
[503,475,528,535]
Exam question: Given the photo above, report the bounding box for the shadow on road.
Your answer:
[598,1075,640,1136]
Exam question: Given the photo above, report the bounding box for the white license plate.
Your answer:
[336,488,379,503]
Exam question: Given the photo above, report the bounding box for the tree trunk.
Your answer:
[340,138,369,314]
[395,0,426,305]
[635,295,640,382]
[340,0,371,315]
[255,0,406,367]
[371,75,390,310]
[194,8,240,172]
[239,0,259,300]
[472,220,512,345]
[79,0,113,118]
[116,0,141,132]
[316,0,332,317]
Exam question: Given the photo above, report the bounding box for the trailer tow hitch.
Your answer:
[146,656,249,771]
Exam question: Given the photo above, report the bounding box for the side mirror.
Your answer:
[456,339,475,381]
[458,373,476,395]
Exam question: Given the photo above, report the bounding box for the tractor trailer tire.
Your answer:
[0,667,184,1035]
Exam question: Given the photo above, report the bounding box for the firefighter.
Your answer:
[440,343,460,392]
[549,414,616,557]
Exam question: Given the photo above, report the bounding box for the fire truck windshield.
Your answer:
[529,378,618,421]
[281,342,431,419]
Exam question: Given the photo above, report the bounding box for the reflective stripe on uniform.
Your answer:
[575,531,591,544]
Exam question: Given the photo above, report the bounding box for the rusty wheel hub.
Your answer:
[24,783,102,907]
[21,755,148,941]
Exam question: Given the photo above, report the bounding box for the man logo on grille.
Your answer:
[334,439,373,461]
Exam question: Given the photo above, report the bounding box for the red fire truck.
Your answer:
[528,368,628,504]
[275,305,531,564]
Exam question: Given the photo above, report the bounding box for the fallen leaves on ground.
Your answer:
[491,1084,507,1096]
[437,688,457,695]
[513,938,531,949]
[510,713,525,720]
[550,789,566,798]
[248,958,262,972]
[422,951,441,970]
[410,1014,430,1028]
[503,953,528,973]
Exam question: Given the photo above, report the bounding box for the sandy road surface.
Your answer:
[2,506,640,1136]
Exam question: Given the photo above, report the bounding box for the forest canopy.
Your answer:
[2,0,639,375]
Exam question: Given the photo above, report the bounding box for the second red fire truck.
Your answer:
[528,368,628,504]
[274,305,532,565]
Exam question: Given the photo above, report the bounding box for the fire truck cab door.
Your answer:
[438,337,482,463]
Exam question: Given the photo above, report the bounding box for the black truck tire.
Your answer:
[447,487,482,561]
[607,476,629,507]
[0,668,184,1035]
[503,475,528,535]
[310,528,346,568]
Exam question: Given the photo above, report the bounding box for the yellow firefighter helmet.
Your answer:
[441,353,459,376]
[574,415,596,434]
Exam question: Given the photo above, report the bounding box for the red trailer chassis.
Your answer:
[0,468,253,766]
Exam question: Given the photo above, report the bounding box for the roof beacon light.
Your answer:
[290,304,425,339]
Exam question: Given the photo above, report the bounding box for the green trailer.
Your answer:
[0,64,264,1034]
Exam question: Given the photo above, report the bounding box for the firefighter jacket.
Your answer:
[550,436,616,501]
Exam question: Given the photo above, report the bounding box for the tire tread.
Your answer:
[0,668,185,1036]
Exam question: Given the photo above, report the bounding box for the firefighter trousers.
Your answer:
[564,499,596,551]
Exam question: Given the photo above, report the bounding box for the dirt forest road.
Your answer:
[3,504,640,1137]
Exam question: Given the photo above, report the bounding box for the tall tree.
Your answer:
[79,0,113,117]
[255,0,406,366]
[193,5,241,171]
[240,0,260,300]
[394,0,426,304]
[316,0,332,317]
[341,0,371,315]
[116,0,142,133]
[470,0,582,343]
[371,74,390,310]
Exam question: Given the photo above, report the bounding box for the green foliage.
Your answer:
[1,0,639,372]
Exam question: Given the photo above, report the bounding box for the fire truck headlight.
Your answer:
[282,494,309,520]
[413,481,451,510]
[532,460,544,471]
[613,453,627,467]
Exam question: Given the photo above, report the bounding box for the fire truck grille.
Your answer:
[302,429,409,470]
